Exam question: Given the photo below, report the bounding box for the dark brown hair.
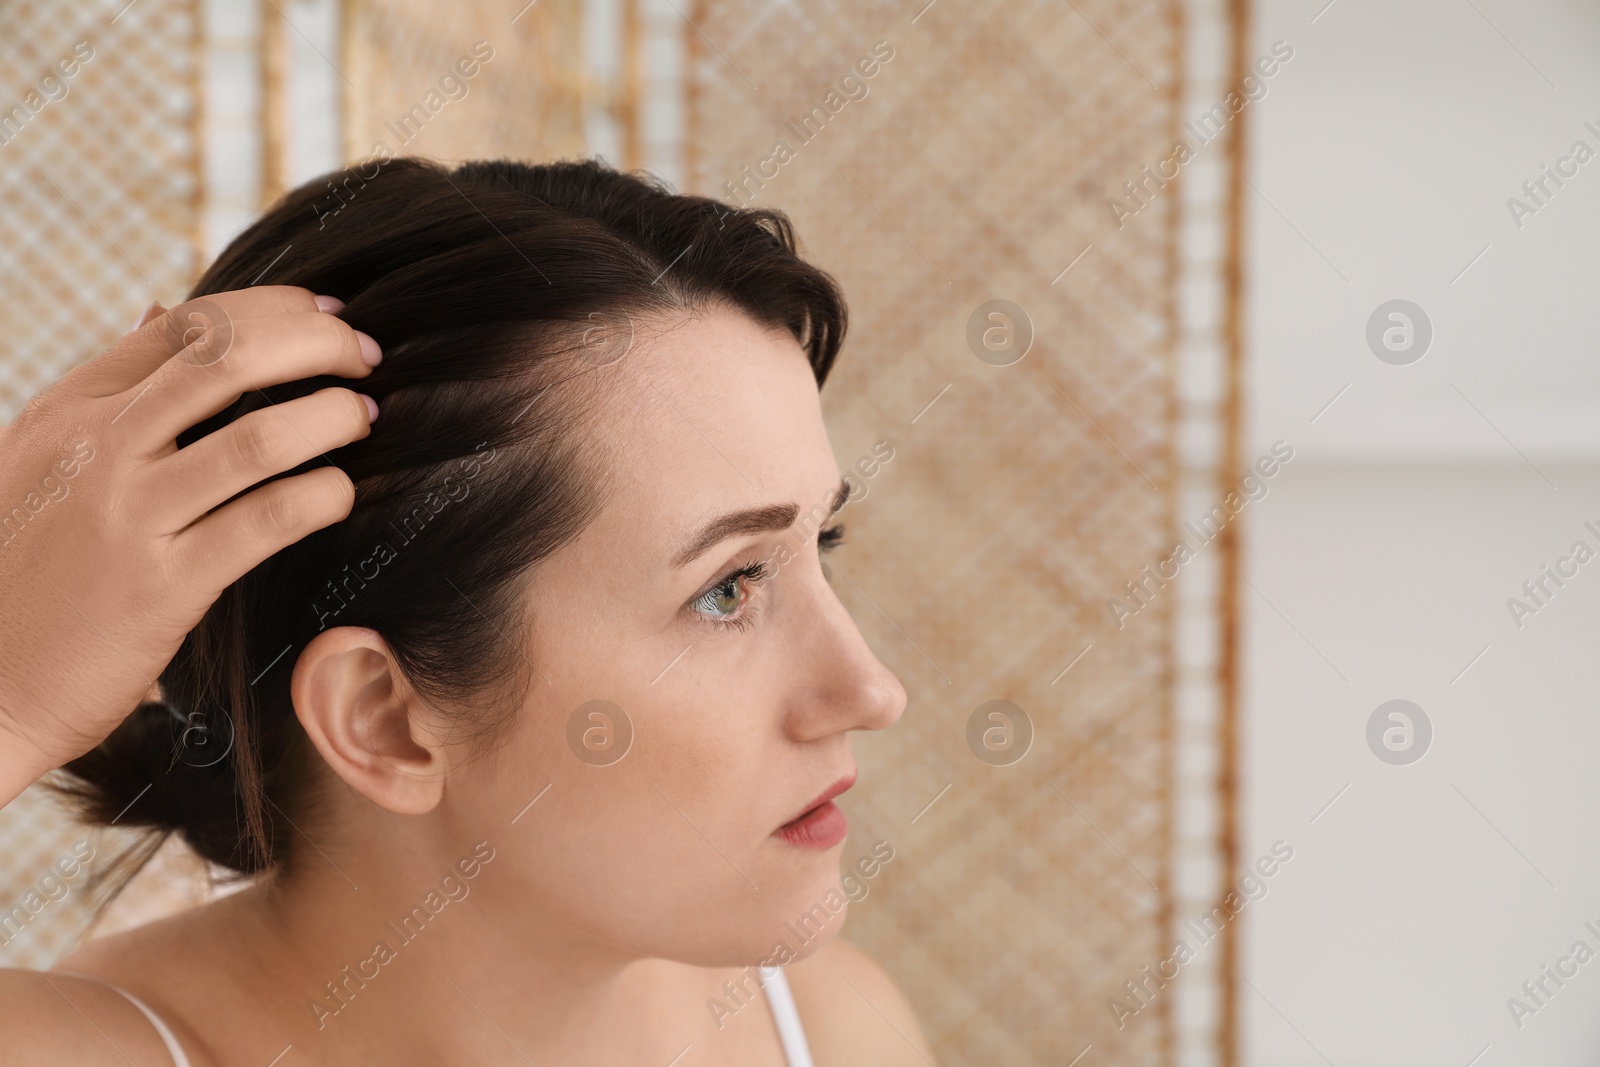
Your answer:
[55,156,846,878]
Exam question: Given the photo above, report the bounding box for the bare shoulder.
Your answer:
[0,966,179,1065]
[783,936,938,1066]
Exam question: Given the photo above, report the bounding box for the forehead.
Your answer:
[579,304,838,558]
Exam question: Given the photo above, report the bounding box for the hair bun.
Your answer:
[52,694,250,871]
[160,694,237,771]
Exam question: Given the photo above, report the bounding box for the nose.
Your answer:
[785,570,908,743]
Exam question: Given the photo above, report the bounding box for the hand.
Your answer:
[0,286,381,805]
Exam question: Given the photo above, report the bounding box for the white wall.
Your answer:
[1243,1,1600,1064]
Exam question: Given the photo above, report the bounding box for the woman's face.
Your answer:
[449,304,906,967]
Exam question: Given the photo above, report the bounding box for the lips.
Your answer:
[780,770,857,828]
[774,770,856,849]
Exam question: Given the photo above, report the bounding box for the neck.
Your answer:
[218,839,723,1064]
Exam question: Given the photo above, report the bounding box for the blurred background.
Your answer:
[1244,2,1600,1066]
[2,0,1595,1064]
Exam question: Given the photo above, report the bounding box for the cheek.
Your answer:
[637,695,758,802]
[481,680,761,921]
[487,595,840,963]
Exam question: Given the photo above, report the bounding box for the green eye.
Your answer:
[690,559,769,631]
[696,576,743,618]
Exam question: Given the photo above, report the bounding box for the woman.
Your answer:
[0,157,934,1065]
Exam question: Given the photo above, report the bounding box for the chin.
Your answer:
[745,866,852,966]
[772,909,845,965]
[654,864,854,970]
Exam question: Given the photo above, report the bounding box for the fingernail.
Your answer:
[356,331,383,366]
[360,394,379,422]
[130,300,163,331]
[314,294,346,313]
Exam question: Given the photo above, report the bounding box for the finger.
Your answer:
[170,464,358,600]
[73,287,347,398]
[141,387,376,532]
[113,310,381,453]
[70,299,166,418]
[132,301,167,332]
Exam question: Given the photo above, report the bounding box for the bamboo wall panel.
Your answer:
[685,2,1185,1063]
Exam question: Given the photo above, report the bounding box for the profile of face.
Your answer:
[293,302,907,972]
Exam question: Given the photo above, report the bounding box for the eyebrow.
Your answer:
[671,476,852,569]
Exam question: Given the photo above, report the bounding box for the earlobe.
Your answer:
[291,626,449,815]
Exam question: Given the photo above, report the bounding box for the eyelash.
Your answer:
[690,522,847,632]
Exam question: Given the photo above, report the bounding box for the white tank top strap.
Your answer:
[759,964,815,1067]
[55,964,797,1067]
[54,971,194,1067]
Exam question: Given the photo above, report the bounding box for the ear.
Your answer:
[291,626,450,815]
